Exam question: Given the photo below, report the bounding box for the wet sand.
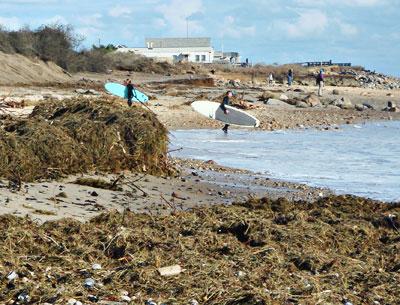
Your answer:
[0,158,329,223]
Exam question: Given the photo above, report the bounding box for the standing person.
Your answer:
[287,69,294,86]
[126,79,135,107]
[268,73,274,86]
[316,69,324,96]
[220,91,233,133]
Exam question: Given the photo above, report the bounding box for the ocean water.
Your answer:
[170,121,400,202]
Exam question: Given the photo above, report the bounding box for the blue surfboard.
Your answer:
[105,82,149,103]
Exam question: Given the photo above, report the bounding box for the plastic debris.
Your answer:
[92,263,102,270]
[7,271,18,281]
[88,295,99,302]
[189,300,199,305]
[145,300,158,305]
[17,291,30,303]
[157,265,182,277]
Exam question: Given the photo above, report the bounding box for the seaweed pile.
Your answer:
[0,97,170,182]
[0,195,398,304]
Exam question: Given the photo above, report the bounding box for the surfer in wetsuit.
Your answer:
[126,79,134,107]
[220,91,233,133]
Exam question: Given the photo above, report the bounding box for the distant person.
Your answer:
[316,69,325,96]
[220,91,233,133]
[268,73,274,85]
[126,79,135,107]
[287,69,294,86]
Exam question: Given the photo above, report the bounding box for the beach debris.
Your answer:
[157,265,183,277]
[188,300,199,305]
[171,192,186,200]
[0,98,171,182]
[145,300,158,305]
[88,295,99,302]
[16,291,30,303]
[235,271,246,278]
[92,263,102,270]
[68,299,83,305]
[84,277,96,288]
[6,270,18,281]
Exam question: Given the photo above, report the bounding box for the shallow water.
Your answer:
[170,121,400,202]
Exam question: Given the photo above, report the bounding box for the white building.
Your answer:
[116,37,240,64]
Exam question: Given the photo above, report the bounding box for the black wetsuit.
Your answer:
[127,84,134,106]
[220,96,230,133]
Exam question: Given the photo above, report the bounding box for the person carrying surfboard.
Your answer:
[126,79,135,107]
[220,91,233,133]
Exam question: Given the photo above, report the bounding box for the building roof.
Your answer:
[145,37,211,48]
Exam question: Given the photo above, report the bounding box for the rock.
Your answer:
[90,191,99,197]
[259,91,279,101]
[332,97,353,109]
[56,192,68,198]
[158,265,182,277]
[304,94,321,107]
[363,102,375,110]
[228,79,241,88]
[75,89,100,95]
[266,99,293,107]
[243,95,258,103]
[355,104,365,111]
[332,89,340,95]
[279,94,289,101]
[341,97,353,109]
[326,105,341,110]
[294,88,305,93]
[296,101,309,108]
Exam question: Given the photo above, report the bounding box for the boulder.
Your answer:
[259,91,279,102]
[266,99,293,107]
[332,89,340,95]
[304,94,321,107]
[363,102,375,110]
[279,94,289,101]
[340,97,354,109]
[296,101,309,108]
[355,104,366,111]
[243,95,258,104]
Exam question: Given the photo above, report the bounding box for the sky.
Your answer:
[0,0,399,76]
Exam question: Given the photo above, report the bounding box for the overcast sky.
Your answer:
[0,0,399,76]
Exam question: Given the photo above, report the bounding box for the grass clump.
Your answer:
[0,97,171,182]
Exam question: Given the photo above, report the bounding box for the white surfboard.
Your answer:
[191,100,260,127]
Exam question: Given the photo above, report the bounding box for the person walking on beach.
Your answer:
[126,79,135,107]
[287,69,294,86]
[220,91,233,133]
[268,73,274,86]
[316,69,325,96]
